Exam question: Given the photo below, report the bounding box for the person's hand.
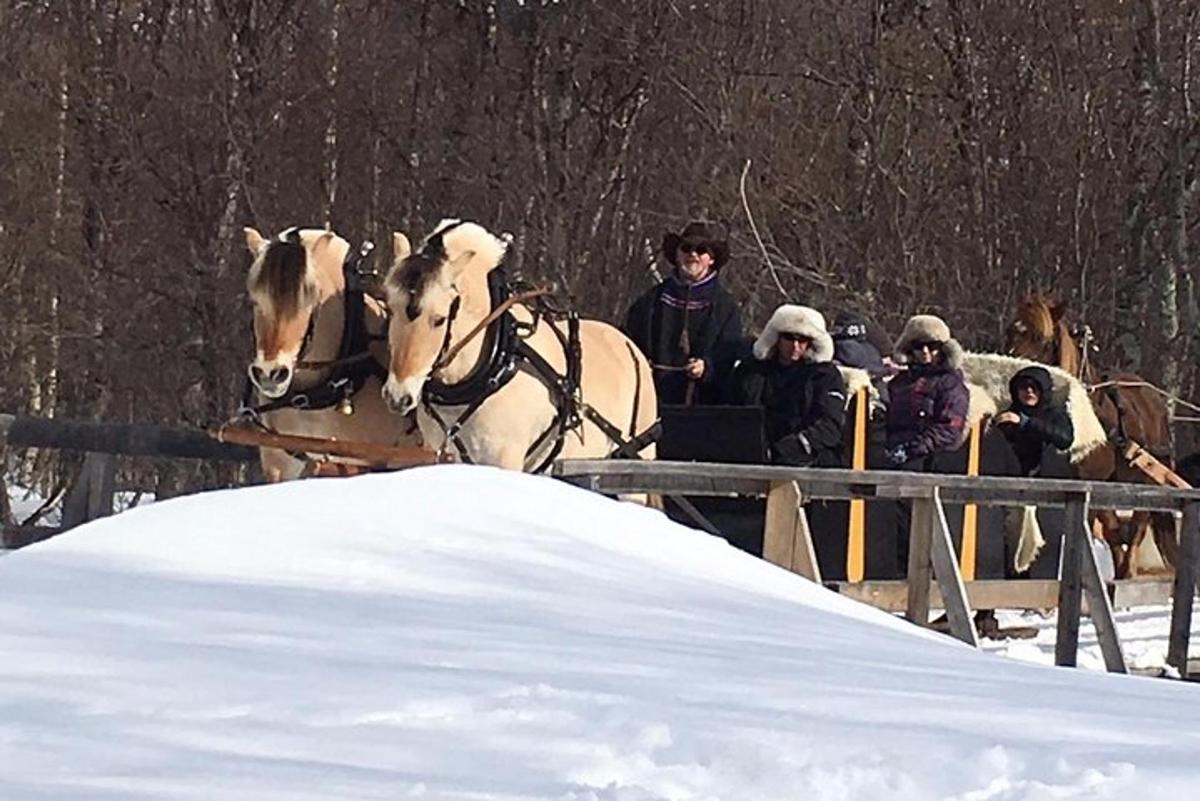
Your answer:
[995,411,1021,426]
[685,358,706,380]
[772,433,814,466]
[884,445,908,467]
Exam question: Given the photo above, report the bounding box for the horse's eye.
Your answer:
[431,315,447,328]
[1013,322,1026,333]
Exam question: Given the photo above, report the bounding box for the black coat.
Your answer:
[728,357,847,467]
[999,366,1074,476]
[623,281,743,405]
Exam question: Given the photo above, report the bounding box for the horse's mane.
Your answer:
[249,236,310,319]
[387,219,508,320]
[1014,295,1057,342]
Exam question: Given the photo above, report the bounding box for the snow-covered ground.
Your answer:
[2,465,1199,799]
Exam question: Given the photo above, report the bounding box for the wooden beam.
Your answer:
[1168,501,1200,673]
[790,503,821,583]
[827,579,1061,612]
[1055,493,1089,667]
[2,525,65,549]
[2,413,254,461]
[1078,515,1127,673]
[846,387,868,582]
[763,481,821,582]
[552,459,1200,511]
[210,424,442,467]
[1110,578,1176,609]
[960,423,982,581]
[906,498,934,626]
[928,489,980,647]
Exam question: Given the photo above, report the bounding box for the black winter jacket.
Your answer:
[999,366,1074,476]
[623,281,743,405]
[727,357,847,467]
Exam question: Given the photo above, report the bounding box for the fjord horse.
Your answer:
[243,225,422,481]
[1006,295,1177,576]
[380,220,658,472]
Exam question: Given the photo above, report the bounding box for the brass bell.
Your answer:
[337,397,354,416]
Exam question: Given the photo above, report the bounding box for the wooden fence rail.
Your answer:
[553,459,1200,677]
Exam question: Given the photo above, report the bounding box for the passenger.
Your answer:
[830,311,886,380]
[884,314,970,470]
[623,221,743,405]
[995,365,1073,477]
[727,304,846,467]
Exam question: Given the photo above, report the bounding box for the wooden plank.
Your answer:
[211,424,442,466]
[828,579,1061,612]
[906,498,934,626]
[1110,578,1176,609]
[1167,501,1200,673]
[85,453,116,521]
[928,489,979,647]
[2,525,65,549]
[552,460,1200,511]
[960,423,982,580]
[1,413,255,461]
[762,481,798,574]
[847,387,868,582]
[1055,493,1089,667]
[1078,514,1127,673]
[1123,442,1191,489]
[790,504,822,583]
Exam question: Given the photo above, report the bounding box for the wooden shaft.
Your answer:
[209,424,444,466]
[1167,501,1200,673]
[846,387,868,582]
[960,422,982,580]
[1055,493,1089,667]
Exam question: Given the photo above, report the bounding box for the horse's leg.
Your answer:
[260,447,305,483]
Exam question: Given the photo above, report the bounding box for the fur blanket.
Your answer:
[960,352,1106,464]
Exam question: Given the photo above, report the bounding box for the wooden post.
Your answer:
[846,386,868,582]
[1055,492,1089,667]
[960,422,982,580]
[1167,500,1200,674]
[61,452,114,529]
[1078,511,1127,673]
[906,494,934,626]
[928,487,980,647]
[763,480,821,581]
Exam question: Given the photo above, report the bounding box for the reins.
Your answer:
[435,285,552,372]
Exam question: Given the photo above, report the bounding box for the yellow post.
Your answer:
[846,386,868,582]
[960,421,982,581]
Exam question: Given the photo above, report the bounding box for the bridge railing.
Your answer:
[552,458,1200,678]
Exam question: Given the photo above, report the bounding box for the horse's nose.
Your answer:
[249,364,265,386]
[383,384,414,416]
[268,365,291,386]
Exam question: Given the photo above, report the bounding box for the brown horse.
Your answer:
[242,225,423,481]
[1006,295,1177,576]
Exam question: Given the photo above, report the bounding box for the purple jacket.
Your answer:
[885,365,970,459]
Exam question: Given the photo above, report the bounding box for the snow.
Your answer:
[1,465,1199,799]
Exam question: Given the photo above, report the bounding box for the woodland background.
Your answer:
[2,0,1199,506]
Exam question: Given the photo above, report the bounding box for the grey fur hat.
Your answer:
[893,314,963,369]
[752,304,834,363]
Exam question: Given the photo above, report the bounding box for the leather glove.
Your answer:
[884,444,908,467]
[772,433,814,466]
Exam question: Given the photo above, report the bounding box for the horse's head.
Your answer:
[243,225,347,398]
[380,220,507,415]
[1005,294,1064,364]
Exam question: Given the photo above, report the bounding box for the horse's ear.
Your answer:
[392,232,411,261]
[1049,300,1067,322]
[446,249,476,281]
[244,227,267,254]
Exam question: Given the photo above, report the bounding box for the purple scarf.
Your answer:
[660,271,719,310]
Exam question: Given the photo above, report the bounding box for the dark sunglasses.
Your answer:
[778,332,811,344]
[678,242,712,256]
[910,340,944,352]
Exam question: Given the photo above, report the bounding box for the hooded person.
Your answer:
[995,365,1074,476]
[623,221,743,406]
[830,310,886,379]
[884,314,970,470]
[726,304,847,467]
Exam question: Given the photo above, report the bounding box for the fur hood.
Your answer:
[893,314,964,370]
[752,304,834,363]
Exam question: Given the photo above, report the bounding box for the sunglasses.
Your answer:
[779,332,811,344]
[678,242,712,256]
[910,340,944,352]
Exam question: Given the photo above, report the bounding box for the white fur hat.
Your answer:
[893,314,963,369]
[752,304,834,362]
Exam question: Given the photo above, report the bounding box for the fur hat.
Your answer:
[752,304,834,363]
[662,221,730,271]
[893,314,963,370]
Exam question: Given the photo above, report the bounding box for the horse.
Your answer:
[1006,294,1177,577]
[379,219,658,473]
[242,225,422,481]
